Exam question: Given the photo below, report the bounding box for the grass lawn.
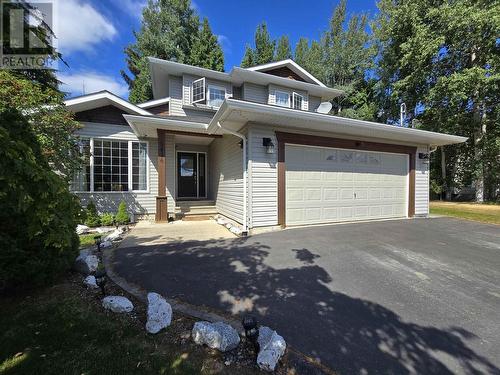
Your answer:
[79,232,112,248]
[430,201,500,225]
[0,278,260,375]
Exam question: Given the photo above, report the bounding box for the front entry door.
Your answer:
[177,152,206,198]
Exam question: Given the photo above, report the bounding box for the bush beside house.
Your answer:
[114,201,130,225]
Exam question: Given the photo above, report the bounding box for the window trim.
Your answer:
[275,90,291,108]
[71,137,149,194]
[191,77,206,104]
[292,92,304,110]
[207,84,227,108]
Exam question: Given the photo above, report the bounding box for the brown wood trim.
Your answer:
[165,130,222,138]
[275,131,417,227]
[156,129,168,222]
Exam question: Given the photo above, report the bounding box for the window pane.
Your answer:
[93,139,128,192]
[275,91,290,107]
[71,139,91,191]
[132,142,147,190]
[208,86,225,107]
[192,78,205,103]
[293,93,303,110]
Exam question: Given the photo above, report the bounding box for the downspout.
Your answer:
[217,122,248,235]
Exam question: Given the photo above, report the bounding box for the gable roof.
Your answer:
[246,59,326,87]
[64,90,151,116]
[137,97,170,109]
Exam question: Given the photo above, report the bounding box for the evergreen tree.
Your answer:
[275,35,292,60]
[375,0,500,201]
[189,18,224,71]
[240,44,255,68]
[254,22,275,65]
[294,37,310,67]
[121,0,201,103]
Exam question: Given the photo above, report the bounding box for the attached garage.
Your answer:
[285,144,409,226]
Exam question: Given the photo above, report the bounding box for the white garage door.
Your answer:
[286,144,409,226]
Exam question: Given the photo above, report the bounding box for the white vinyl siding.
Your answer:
[415,146,430,216]
[242,83,268,104]
[75,122,159,217]
[308,96,322,112]
[210,134,244,224]
[169,76,184,116]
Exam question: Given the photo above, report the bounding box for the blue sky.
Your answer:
[57,0,379,99]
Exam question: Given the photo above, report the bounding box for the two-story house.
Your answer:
[65,58,466,234]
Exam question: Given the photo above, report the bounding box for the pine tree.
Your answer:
[275,36,292,61]
[189,18,224,71]
[253,22,275,65]
[121,0,201,103]
[294,37,310,67]
[240,44,255,68]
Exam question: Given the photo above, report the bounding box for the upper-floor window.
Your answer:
[208,85,226,107]
[275,90,290,107]
[292,92,303,110]
[192,77,206,103]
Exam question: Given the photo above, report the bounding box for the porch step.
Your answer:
[176,200,215,207]
[175,200,217,220]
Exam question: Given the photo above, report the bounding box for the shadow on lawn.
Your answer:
[112,235,499,375]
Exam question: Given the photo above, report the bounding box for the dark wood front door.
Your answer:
[177,152,207,198]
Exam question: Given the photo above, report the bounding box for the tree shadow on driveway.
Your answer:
[112,236,500,375]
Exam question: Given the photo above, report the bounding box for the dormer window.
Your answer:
[275,90,290,108]
[208,84,226,108]
[192,77,206,103]
[292,92,303,110]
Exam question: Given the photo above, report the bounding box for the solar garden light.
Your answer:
[95,269,107,296]
[242,315,259,352]
[94,235,102,252]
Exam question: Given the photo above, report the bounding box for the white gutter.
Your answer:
[217,121,248,234]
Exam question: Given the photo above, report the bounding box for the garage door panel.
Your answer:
[286,145,408,226]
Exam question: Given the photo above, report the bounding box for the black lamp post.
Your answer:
[94,235,102,252]
[95,269,107,296]
[242,315,259,352]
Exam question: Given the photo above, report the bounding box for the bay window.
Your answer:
[72,138,148,192]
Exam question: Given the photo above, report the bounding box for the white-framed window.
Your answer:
[71,138,148,193]
[208,85,226,108]
[292,92,303,110]
[192,77,206,103]
[275,90,290,107]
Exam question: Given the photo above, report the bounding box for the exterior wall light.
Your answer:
[242,315,259,352]
[263,138,275,154]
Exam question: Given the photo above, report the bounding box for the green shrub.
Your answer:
[84,201,101,228]
[0,110,80,292]
[100,213,115,226]
[114,201,129,225]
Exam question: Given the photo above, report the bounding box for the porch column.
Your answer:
[155,129,168,222]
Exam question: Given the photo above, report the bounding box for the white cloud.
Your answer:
[58,71,128,98]
[217,34,232,54]
[112,0,146,20]
[57,0,117,55]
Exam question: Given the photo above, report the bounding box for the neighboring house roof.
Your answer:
[148,57,342,101]
[137,97,170,109]
[207,99,467,147]
[246,59,327,87]
[64,90,151,116]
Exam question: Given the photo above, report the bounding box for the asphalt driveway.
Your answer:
[112,218,500,375]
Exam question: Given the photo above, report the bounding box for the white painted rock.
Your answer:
[76,224,89,235]
[83,275,99,289]
[225,223,232,229]
[96,227,114,234]
[192,321,240,352]
[146,292,172,334]
[74,254,98,275]
[100,240,112,249]
[102,296,134,313]
[104,230,122,242]
[257,326,286,372]
[230,226,242,235]
[216,217,226,225]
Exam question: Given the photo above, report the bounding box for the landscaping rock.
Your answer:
[76,224,89,235]
[225,223,232,229]
[229,226,242,235]
[256,326,286,372]
[96,227,115,234]
[74,253,98,275]
[102,296,133,313]
[146,292,172,334]
[104,230,122,242]
[192,321,240,352]
[83,275,99,289]
[100,240,112,249]
[216,217,226,225]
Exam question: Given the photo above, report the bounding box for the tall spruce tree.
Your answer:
[241,22,276,67]
[294,37,310,67]
[122,0,214,103]
[275,35,292,60]
[189,18,224,71]
[375,0,500,201]
[240,44,255,68]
